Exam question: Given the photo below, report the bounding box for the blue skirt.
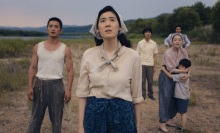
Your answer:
[84,97,138,133]
[158,70,177,123]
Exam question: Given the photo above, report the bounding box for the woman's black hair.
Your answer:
[94,6,131,48]
[171,34,183,42]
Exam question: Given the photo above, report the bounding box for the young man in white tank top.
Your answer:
[26,17,73,133]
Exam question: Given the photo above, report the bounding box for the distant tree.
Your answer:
[192,1,212,25]
[168,7,201,32]
[211,1,220,43]
[212,1,220,33]
[156,13,171,36]
[129,18,147,34]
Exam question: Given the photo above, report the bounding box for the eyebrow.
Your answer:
[100,16,116,20]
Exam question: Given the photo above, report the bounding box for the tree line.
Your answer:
[0,29,46,36]
[126,1,220,43]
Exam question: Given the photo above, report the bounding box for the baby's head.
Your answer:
[178,59,191,70]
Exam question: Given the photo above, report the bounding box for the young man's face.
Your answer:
[175,27,181,33]
[144,31,151,39]
[178,64,186,70]
[47,20,62,37]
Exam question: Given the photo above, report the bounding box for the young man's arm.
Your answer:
[28,44,38,101]
[184,35,190,48]
[164,34,172,48]
[64,46,73,103]
[153,53,157,73]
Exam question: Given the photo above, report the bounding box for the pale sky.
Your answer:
[0,0,217,27]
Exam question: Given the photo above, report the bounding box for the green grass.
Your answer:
[0,58,29,95]
[0,39,43,58]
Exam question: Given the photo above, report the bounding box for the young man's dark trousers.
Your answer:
[26,78,65,133]
[142,65,154,100]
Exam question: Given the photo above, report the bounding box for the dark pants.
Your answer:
[142,65,154,99]
[26,78,65,133]
[158,71,177,123]
[84,97,138,133]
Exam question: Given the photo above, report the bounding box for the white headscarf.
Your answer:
[89,12,128,39]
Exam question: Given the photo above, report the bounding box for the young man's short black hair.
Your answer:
[47,17,63,29]
[142,28,152,34]
[179,59,191,68]
[174,24,182,30]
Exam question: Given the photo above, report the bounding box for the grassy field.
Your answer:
[0,38,219,133]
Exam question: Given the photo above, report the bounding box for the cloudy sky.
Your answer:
[0,0,217,27]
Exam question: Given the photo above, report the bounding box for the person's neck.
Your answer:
[103,38,118,58]
[144,38,150,42]
[46,37,60,45]
[172,47,179,53]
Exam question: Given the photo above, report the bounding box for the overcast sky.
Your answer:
[0,0,217,27]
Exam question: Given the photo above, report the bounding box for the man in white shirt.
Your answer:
[136,28,158,100]
[164,25,190,48]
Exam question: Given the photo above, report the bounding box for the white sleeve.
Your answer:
[164,34,172,46]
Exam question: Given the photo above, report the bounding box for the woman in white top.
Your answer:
[76,6,143,133]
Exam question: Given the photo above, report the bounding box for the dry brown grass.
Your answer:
[0,42,220,133]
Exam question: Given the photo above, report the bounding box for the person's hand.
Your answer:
[184,68,190,73]
[180,74,189,82]
[154,66,156,73]
[78,127,85,133]
[64,89,71,103]
[28,87,34,101]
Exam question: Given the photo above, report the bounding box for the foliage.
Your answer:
[0,39,42,58]
[0,59,29,94]
[192,2,212,25]
[155,13,171,37]
[168,7,201,32]
[0,29,46,36]
[212,1,220,33]
[187,25,213,43]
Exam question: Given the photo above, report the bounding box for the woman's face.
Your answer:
[97,11,120,40]
[172,35,183,48]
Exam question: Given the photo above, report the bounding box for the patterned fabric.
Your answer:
[84,97,138,133]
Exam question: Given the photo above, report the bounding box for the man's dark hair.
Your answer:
[94,6,131,48]
[47,17,63,29]
[174,24,182,30]
[142,28,152,34]
[179,59,191,68]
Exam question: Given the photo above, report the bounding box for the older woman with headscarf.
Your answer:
[158,34,189,133]
[76,6,143,133]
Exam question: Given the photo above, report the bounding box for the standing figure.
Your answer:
[26,17,73,133]
[159,34,189,133]
[76,6,143,133]
[164,25,190,48]
[136,28,158,100]
[162,58,191,132]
